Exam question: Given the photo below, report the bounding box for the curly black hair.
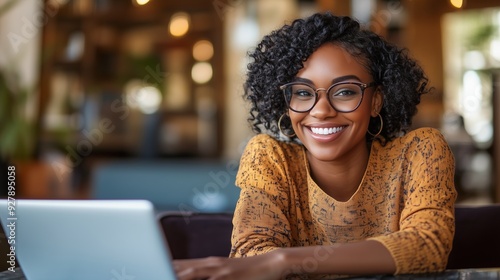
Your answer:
[243,12,430,144]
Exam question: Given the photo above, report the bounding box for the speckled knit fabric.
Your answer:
[230,127,456,275]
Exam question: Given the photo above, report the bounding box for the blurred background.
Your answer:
[1,0,500,211]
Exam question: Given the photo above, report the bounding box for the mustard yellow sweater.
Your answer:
[230,128,457,275]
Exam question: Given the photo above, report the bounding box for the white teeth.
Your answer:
[311,126,344,135]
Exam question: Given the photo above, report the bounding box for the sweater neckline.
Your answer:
[302,141,376,203]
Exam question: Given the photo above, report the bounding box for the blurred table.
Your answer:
[0,267,499,279]
[0,268,24,280]
[344,268,500,279]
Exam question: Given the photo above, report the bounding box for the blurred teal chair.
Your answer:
[91,159,240,213]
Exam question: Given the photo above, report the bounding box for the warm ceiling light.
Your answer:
[48,0,69,7]
[193,40,214,61]
[169,12,190,37]
[191,62,213,84]
[450,0,464,8]
[136,86,162,114]
[134,0,150,5]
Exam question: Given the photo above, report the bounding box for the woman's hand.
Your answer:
[173,252,287,280]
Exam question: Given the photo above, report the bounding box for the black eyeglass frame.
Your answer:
[280,81,377,113]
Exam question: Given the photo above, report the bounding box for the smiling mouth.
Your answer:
[310,126,346,135]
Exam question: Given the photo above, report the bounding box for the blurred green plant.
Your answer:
[0,68,36,161]
[466,23,497,50]
[0,0,36,161]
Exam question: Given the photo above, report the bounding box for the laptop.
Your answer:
[0,199,177,280]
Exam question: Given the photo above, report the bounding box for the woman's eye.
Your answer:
[294,89,314,97]
[333,89,357,97]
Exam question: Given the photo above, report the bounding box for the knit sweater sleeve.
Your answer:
[368,128,457,274]
[229,134,299,258]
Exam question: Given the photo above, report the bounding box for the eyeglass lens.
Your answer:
[284,83,364,112]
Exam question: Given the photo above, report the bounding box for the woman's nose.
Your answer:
[309,91,337,119]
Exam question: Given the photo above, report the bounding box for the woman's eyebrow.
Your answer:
[331,75,361,84]
[292,77,313,84]
[292,75,362,85]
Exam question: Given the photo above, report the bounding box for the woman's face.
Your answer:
[288,43,382,162]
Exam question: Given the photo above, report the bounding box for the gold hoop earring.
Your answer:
[278,113,296,138]
[367,113,383,138]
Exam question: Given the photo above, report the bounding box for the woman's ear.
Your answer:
[371,87,383,117]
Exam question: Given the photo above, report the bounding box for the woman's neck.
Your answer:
[306,142,371,202]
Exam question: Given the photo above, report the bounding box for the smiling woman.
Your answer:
[173,12,456,280]
[285,44,383,167]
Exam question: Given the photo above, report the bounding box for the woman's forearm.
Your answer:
[272,240,396,277]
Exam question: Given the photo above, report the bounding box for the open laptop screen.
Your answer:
[0,199,177,280]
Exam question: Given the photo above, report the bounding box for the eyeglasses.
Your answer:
[280,81,377,113]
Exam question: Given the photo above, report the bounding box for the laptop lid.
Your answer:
[0,199,177,280]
